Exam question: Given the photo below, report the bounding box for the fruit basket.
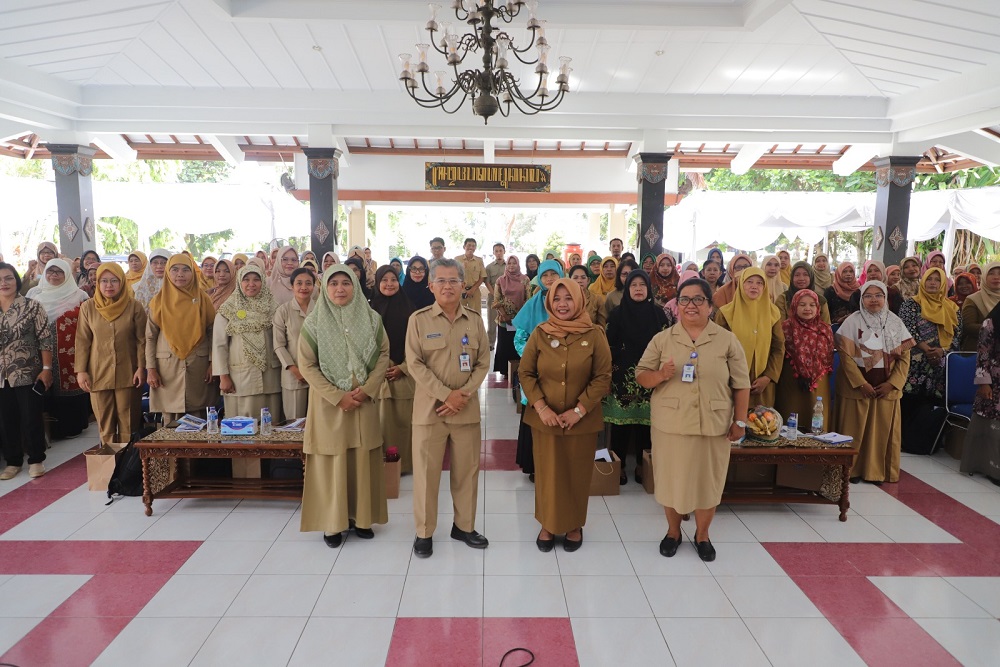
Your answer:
[745,406,782,443]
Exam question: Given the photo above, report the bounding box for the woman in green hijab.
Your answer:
[298,265,391,548]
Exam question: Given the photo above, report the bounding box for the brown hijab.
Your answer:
[539,279,594,338]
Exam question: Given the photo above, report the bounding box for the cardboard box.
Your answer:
[775,463,824,492]
[590,452,621,496]
[726,462,777,485]
[85,443,125,492]
[943,425,966,460]
[384,460,401,499]
[641,449,655,495]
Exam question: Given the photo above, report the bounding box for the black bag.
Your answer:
[901,396,948,455]
[107,425,157,500]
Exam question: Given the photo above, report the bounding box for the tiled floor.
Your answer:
[1,371,999,665]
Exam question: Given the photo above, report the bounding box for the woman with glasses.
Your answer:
[712,253,753,308]
[75,263,147,445]
[267,245,301,305]
[849,261,903,314]
[835,281,913,484]
[716,268,784,408]
[401,255,435,309]
[0,263,54,480]
[637,278,750,562]
[132,248,171,312]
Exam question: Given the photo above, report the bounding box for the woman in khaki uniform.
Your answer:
[775,261,832,324]
[637,277,750,562]
[834,281,913,484]
[569,265,606,328]
[273,267,316,420]
[214,264,282,420]
[298,265,390,548]
[370,265,416,473]
[146,254,217,423]
[961,262,1000,351]
[75,263,147,445]
[716,267,784,408]
[519,279,612,552]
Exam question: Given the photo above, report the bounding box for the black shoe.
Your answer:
[695,539,716,562]
[988,476,1000,488]
[536,532,555,553]
[354,526,374,539]
[323,532,343,548]
[528,473,535,483]
[413,536,433,558]
[659,533,682,558]
[850,476,862,484]
[563,529,583,552]
[634,467,643,484]
[451,525,489,548]
[619,472,627,485]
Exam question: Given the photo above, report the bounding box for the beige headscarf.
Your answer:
[267,245,298,304]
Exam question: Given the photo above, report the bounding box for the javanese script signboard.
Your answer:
[425,162,551,192]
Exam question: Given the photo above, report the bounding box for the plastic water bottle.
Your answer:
[811,398,825,434]
[786,412,798,440]
[260,407,272,436]
[207,406,219,435]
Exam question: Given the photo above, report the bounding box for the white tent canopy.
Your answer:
[662,187,1000,262]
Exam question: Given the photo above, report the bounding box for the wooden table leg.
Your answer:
[141,454,153,516]
[838,462,851,522]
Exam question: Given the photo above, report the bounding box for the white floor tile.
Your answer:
[92,617,217,667]
[406,540,484,575]
[603,492,665,515]
[944,491,1000,516]
[207,512,290,541]
[254,540,337,575]
[641,575,738,618]
[484,541,560,576]
[915,618,1000,667]
[801,515,893,543]
[177,540,273,575]
[562,575,652,617]
[0,574,90,618]
[572,513,622,541]
[484,574,568,617]
[482,470,534,490]
[36,486,114,514]
[864,514,961,543]
[483,489,536,513]
[573,617,674,667]
[744,617,866,667]
[138,574,249,617]
[870,576,991,618]
[68,511,161,540]
[331,539,414,575]
[944,577,1000,616]
[397,574,484,617]
[702,543,786,577]
[231,499,300,513]
[555,541,634,576]
[0,617,43,654]
[169,498,241,513]
[899,456,955,474]
[191,616,307,667]
[680,515,758,543]
[0,512,96,541]
[105,494,178,514]
[658,618,770,667]
[484,512,545,542]
[137,512,230,541]
[288,617,395,667]
[715,575,822,617]
[623,541,712,577]
[737,512,825,542]
[226,574,325,616]
[611,513,671,542]
[840,490,920,516]
[312,574,405,617]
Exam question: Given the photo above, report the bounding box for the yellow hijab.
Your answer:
[200,256,217,290]
[93,262,133,322]
[125,251,147,288]
[719,267,780,379]
[149,254,216,359]
[914,267,959,349]
[965,261,1000,318]
[777,251,792,286]
[588,256,618,296]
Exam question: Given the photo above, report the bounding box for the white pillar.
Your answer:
[373,207,392,265]
[942,216,958,273]
[347,202,367,248]
[588,212,602,253]
[610,206,627,250]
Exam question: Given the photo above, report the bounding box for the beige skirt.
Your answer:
[300,446,388,534]
[282,387,309,421]
[651,428,731,514]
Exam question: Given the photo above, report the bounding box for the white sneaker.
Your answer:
[0,466,21,480]
[28,463,45,478]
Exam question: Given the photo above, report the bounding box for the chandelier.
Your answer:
[399,1,572,124]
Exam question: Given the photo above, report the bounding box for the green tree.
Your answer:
[0,155,46,178]
[542,230,564,259]
[177,161,232,183]
[97,217,139,255]
[149,228,177,251]
[183,231,235,258]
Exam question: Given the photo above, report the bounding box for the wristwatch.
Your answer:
[574,407,584,419]
[42,365,52,370]
[734,420,746,428]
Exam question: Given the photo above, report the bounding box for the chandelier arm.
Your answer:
[504,30,539,63]
[426,28,449,57]
[502,70,543,102]
[416,70,464,101]
[456,33,481,61]
[405,83,472,113]
[506,86,567,114]
[456,67,480,94]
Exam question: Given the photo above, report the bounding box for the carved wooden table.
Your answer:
[724,436,857,521]
[137,429,304,516]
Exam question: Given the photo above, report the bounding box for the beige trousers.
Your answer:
[412,422,481,538]
[90,388,140,445]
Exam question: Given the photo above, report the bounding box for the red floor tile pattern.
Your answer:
[765,469,1000,666]
[386,617,578,667]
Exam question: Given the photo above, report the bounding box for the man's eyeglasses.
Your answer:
[433,279,462,286]
[677,296,709,306]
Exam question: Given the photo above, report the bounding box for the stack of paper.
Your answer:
[176,414,207,432]
[811,432,853,445]
[276,418,306,432]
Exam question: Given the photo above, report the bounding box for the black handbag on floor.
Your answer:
[107,425,157,501]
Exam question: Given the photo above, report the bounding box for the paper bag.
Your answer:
[641,449,655,494]
[85,443,125,492]
[590,452,621,496]
[384,460,401,499]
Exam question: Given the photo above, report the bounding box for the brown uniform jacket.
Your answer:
[961,299,987,352]
[405,302,490,425]
[273,299,312,391]
[297,330,390,456]
[636,321,751,437]
[75,299,146,391]
[834,343,911,401]
[519,326,612,435]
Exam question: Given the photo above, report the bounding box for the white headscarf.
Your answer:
[836,280,913,371]
[132,247,170,309]
[25,258,89,320]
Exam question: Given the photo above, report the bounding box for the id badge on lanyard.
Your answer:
[681,351,697,383]
[459,334,472,372]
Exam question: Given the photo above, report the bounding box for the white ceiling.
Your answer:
[1,0,1000,170]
